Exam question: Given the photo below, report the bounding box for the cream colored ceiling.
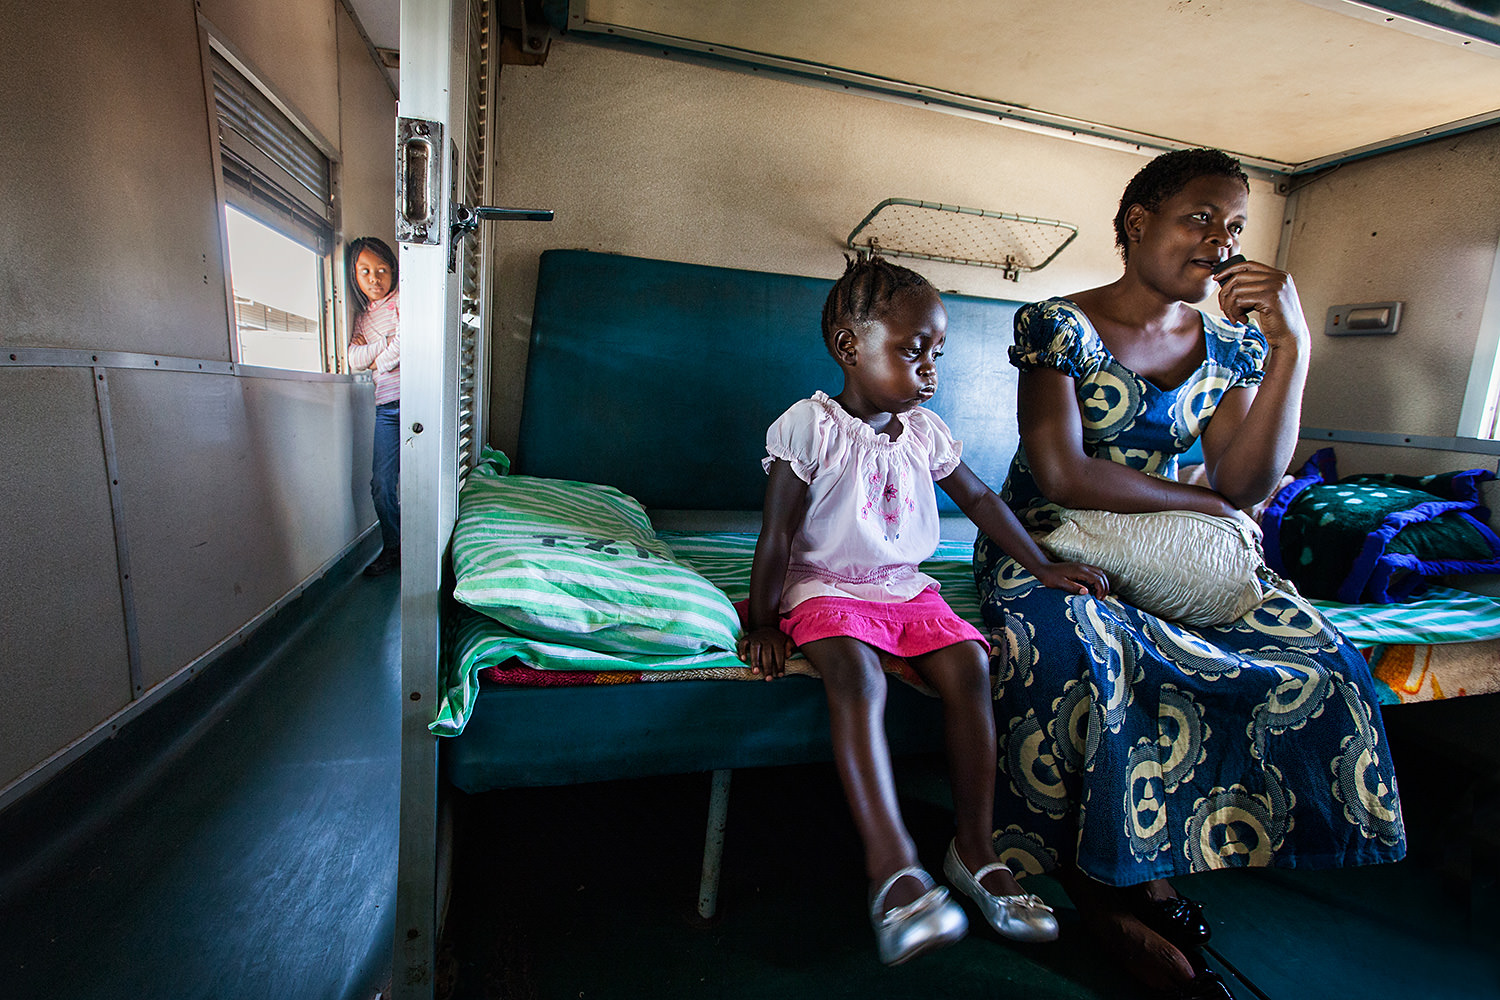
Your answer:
[583,0,1500,169]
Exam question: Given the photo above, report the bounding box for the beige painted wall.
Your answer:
[336,3,398,252]
[0,0,230,358]
[486,40,1286,454]
[1285,124,1500,476]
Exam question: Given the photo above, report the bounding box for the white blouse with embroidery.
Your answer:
[763,391,963,612]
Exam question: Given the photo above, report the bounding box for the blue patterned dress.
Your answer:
[974,298,1406,887]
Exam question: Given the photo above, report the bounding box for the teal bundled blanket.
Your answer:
[1262,448,1500,603]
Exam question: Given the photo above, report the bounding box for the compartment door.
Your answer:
[393,0,496,995]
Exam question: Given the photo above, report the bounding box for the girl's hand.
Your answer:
[1213,259,1311,354]
[736,626,797,680]
[1033,559,1110,598]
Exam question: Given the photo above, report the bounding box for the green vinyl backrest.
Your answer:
[517,249,1022,512]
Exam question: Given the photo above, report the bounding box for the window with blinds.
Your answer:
[211,50,333,254]
[210,49,334,372]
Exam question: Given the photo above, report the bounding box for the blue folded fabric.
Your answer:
[1262,448,1500,603]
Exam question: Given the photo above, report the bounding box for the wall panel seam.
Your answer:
[92,367,144,699]
[1,348,367,383]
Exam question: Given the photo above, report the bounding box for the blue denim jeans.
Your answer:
[372,402,401,552]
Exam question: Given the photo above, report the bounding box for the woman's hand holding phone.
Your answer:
[1211,255,1310,353]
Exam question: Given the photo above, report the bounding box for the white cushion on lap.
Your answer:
[1040,508,1269,627]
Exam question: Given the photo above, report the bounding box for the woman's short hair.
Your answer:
[1113,148,1249,262]
[346,236,399,311]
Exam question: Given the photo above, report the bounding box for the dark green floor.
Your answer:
[0,557,401,1000]
[442,695,1499,1000]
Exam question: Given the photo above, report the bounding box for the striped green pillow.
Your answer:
[451,466,741,657]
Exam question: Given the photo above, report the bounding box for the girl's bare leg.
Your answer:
[907,640,1024,897]
[799,636,924,910]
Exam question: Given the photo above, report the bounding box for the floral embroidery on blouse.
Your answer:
[861,464,916,540]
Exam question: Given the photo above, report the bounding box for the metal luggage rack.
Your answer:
[847,198,1078,281]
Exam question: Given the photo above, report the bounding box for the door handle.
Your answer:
[473,206,554,222]
[448,203,553,271]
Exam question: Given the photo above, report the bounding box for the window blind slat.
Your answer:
[211,53,330,208]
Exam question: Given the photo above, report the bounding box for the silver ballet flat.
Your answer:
[869,866,968,966]
[942,840,1060,943]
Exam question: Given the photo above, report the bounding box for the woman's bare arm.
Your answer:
[1198,260,1310,508]
[1018,368,1236,517]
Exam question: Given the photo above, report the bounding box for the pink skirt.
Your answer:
[774,587,987,658]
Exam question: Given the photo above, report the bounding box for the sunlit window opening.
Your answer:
[1477,374,1500,441]
[1457,235,1500,440]
[225,205,325,372]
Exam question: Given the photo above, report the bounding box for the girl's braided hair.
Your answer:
[821,253,933,350]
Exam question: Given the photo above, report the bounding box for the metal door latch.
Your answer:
[447,203,554,271]
[397,117,443,245]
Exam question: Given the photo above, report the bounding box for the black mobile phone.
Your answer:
[1211,254,1246,279]
[1211,254,1252,315]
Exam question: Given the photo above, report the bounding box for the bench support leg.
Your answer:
[697,768,733,920]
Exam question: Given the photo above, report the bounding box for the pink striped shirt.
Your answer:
[349,290,400,405]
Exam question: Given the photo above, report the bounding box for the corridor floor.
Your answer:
[0,564,401,1000]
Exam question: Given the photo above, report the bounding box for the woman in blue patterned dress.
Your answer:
[973,149,1405,999]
